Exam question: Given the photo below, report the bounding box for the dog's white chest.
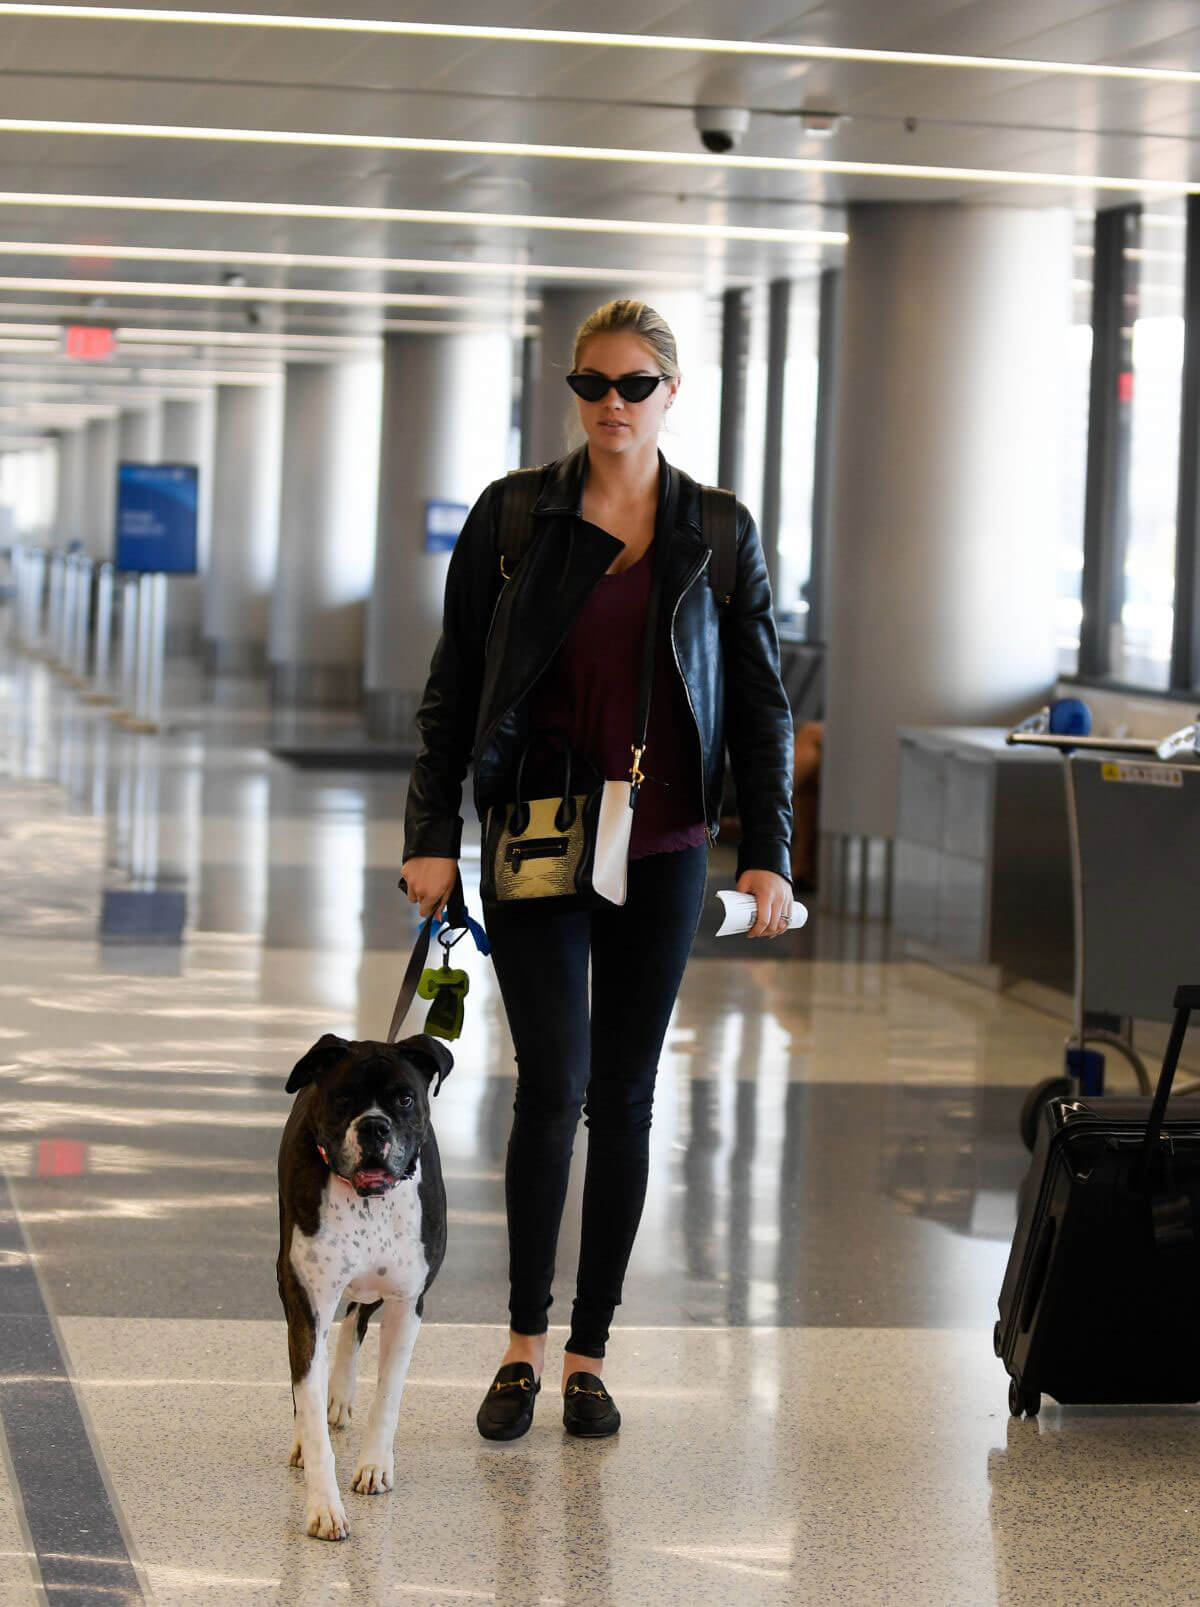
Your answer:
[290,1166,428,1304]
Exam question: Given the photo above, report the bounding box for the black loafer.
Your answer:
[562,1371,620,1438]
[476,1362,541,1441]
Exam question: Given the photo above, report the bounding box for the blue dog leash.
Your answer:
[388,869,489,1044]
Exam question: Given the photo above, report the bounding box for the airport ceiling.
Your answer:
[1,0,1199,423]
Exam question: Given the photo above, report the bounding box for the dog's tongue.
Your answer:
[353,1168,394,1191]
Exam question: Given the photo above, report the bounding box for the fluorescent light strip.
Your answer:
[0,276,535,309]
[0,190,839,247]
[2,6,1199,87]
[380,318,539,336]
[0,324,380,351]
[0,307,535,338]
[0,338,57,352]
[0,119,1191,197]
[0,353,277,369]
[0,240,709,285]
[136,368,277,385]
[117,328,378,350]
[0,403,118,419]
[0,370,277,387]
[0,370,135,383]
[0,362,129,377]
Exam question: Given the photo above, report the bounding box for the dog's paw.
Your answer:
[288,1439,304,1469]
[351,1454,394,1495]
[304,1489,349,1541]
[327,1391,354,1429]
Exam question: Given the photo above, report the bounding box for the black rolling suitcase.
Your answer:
[996,985,1200,1417]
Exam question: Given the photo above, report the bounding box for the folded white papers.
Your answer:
[715,889,809,937]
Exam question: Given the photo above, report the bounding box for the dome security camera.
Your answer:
[693,106,750,155]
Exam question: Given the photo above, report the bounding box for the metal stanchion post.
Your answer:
[85,561,116,704]
[59,556,78,674]
[148,571,166,730]
[71,557,92,682]
[124,570,168,732]
[114,577,139,723]
[134,571,153,723]
[10,546,27,645]
[126,572,167,732]
[46,554,64,663]
[33,550,47,650]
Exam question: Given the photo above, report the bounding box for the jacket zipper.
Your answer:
[482,581,505,663]
[669,551,714,844]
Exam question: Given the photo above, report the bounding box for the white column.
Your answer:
[269,358,382,706]
[821,203,1073,841]
[118,404,163,464]
[55,427,87,547]
[531,289,603,467]
[204,381,283,675]
[83,415,118,559]
[364,329,513,740]
[33,444,56,541]
[160,394,215,656]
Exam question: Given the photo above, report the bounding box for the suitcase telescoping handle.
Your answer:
[1139,985,1200,1183]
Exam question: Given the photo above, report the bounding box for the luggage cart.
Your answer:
[1007,709,1200,1148]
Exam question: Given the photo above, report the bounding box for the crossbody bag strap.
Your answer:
[629,469,679,801]
[498,465,550,580]
[700,484,738,608]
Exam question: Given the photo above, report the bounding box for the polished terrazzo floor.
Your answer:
[2,629,1200,1605]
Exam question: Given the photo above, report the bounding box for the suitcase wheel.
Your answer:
[992,1320,1003,1358]
[1019,1077,1072,1151]
[1008,1376,1041,1419]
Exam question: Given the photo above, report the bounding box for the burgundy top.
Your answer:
[528,541,709,859]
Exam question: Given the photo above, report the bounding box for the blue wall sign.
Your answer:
[115,462,199,574]
[424,499,469,554]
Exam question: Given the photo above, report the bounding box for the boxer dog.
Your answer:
[277,1031,452,1541]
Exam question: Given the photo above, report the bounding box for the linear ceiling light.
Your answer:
[0,190,841,247]
[0,324,377,351]
[0,119,1192,198]
[0,276,536,310]
[380,318,539,336]
[2,6,1199,87]
[0,306,533,337]
[0,240,711,285]
[0,370,277,388]
[0,369,134,383]
[116,327,379,349]
[136,368,278,385]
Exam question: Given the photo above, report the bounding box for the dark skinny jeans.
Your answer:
[482,843,709,1358]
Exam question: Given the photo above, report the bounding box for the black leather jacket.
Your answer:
[402,446,794,885]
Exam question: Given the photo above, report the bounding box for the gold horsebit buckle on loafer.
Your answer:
[566,1383,609,1400]
[491,1377,533,1394]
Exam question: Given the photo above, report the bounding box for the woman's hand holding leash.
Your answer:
[400,856,459,922]
[735,869,793,939]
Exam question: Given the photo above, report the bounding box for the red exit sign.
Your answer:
[62,324,116,361]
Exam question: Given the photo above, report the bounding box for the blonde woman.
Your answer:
[401,299,794,1440]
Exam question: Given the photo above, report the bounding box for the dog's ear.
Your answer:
[285,1033,350,1095]
[394,1034,453,1097]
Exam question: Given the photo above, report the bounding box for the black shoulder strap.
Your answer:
[700,484,738,608]
[498,465,550,579]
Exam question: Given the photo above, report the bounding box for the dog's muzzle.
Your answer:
[317,1134,418,1196]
